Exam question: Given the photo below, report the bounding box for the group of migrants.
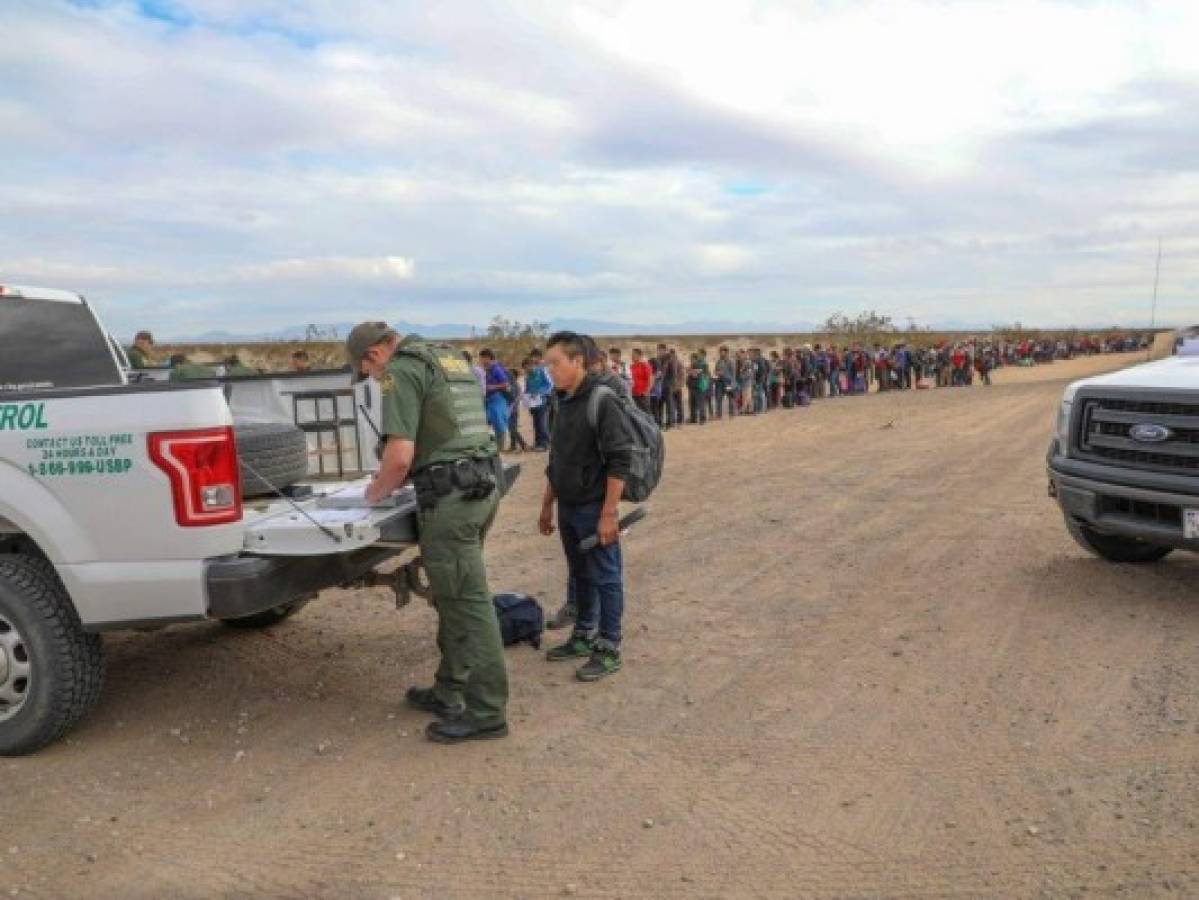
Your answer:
[445,334,1150,446]
[480,340,963,441]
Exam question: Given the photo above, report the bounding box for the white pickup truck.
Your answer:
[0,285,508,755]
[1047,350,1199,562]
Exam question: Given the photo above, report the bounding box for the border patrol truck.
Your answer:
[0,285,511,754]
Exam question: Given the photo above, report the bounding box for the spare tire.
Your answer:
[234,422,310,498]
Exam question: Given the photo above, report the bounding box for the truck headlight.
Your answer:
[1056,400,1072,443]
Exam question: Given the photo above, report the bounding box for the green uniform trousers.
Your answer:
[418,486,508,726]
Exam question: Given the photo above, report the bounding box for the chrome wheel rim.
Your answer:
[0,613,31,723]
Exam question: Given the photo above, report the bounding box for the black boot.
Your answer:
[405,686,464,720]
[426,718,509,744]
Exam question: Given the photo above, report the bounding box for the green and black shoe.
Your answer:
[546,633,594,662]
[576,644,622,682]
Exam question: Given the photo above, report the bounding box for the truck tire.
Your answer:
[220,598,310,630]
[234,422,310,498]
[1064,517,1174,564]
[0,555,104,756]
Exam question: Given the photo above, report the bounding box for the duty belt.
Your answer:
[411,456,498,509]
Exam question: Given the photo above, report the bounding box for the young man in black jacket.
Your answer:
[538,331,635,681]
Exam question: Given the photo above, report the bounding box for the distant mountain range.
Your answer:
[173,317,827,342]
[171,316,1164,343]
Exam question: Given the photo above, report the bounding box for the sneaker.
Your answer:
[405,686,464,720]
[576,645,622,682]
[546,633,594,661]
[545,601,577,631]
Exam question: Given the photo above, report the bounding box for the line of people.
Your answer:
[613,342,1005,428]
[395,334,1142,449]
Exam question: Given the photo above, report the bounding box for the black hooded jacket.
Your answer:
[546,373,635,505]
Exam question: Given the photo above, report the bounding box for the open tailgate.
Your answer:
[242,482,420,556]
[240,463,519,557]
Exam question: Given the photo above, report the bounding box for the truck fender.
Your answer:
[0,461,97,564]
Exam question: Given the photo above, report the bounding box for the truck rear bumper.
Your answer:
[1048,442,1199,551]
[205,544,404,620]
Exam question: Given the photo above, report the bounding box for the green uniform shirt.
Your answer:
[380,337,494,472]
[170,362,218,381]
[127,346,149,368]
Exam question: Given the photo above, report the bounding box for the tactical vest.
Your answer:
[393,341,494,471]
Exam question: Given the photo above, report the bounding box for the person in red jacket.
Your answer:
[629,347,653,414]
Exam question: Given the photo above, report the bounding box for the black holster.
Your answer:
[412,457,497,509]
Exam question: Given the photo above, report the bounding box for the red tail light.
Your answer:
[148,427,243,527]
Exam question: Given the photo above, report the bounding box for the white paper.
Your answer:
[308,508,371,526]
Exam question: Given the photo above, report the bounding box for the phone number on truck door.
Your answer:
[27,458,134,478]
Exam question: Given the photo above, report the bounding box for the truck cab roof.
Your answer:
[0,285,87,304]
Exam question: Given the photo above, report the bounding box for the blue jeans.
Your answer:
[558,500,624,645]
[688,387,707,423]
[715,383,735,418]
[530,404,549,448]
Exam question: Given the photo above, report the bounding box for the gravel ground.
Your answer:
[4,349,1197,899]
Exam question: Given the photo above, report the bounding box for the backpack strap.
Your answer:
[586,383,617,431]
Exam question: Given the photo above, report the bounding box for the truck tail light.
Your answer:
[148,427,243,526]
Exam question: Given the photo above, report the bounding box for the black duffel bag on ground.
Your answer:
[492,593,544,648]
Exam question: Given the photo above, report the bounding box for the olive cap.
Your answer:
[345,321,397,381]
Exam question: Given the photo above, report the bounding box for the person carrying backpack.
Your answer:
[538,331,647,682]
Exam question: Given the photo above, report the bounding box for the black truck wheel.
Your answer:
[0,555,104,756]
[234,422,310,498]
[220,598,310,629]
[1064,517,1173,564]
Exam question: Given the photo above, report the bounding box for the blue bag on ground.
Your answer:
[492,593,544,648]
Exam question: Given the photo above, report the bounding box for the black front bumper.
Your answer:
[205,544,406,620]
[1047,439,1199,551]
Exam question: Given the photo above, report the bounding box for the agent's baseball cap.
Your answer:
[345,321,397,381]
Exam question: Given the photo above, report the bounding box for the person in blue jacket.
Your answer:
[478,348,510,446]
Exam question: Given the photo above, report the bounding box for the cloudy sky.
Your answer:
[2,0,1196,338]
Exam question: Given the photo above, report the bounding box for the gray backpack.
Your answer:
[586,384,664,503]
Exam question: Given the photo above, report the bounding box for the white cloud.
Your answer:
[229,256,416,283]
[694,244,754,276]
[0,0,1196,337]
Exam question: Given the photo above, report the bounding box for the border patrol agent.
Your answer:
[168,353,217,381]
[127,330,155,369]
[348,322,510,744]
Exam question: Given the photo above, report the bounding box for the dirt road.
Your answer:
[6,351,1197,899]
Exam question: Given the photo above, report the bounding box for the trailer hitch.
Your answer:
[361,557,433,609]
